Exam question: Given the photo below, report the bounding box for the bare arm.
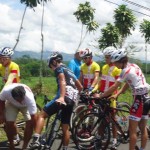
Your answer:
[100,81,121,98]
[91,71,99,88]
[5,73,17,86]
[79,71,83,85]
[110,83,129,99]
[56,73,66,104]
[75,79,83,93]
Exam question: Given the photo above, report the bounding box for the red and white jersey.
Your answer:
[117,63,149,95]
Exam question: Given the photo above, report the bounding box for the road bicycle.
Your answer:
[29,107,63,150]
[73,96,133,150]
[70,93,130,144]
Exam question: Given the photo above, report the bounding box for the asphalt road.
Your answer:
[0,138,150,150]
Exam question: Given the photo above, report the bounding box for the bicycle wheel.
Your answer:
[70,103,87,130]
[115,102,130,145]
[74,112,110,150]
[40,115,62,150]
[71,104,99,138]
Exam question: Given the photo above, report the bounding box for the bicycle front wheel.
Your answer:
[74,112,111,150]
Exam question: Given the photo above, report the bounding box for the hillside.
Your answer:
[12,50,100,61]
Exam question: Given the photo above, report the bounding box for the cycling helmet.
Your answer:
[47,52,63,67]
[79,48,92,58]
[0,47,14,57]
[103,46,116,56]
[111,48,127,62]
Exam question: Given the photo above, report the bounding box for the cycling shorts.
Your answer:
[43,95,74,124]
[129,93,150,121]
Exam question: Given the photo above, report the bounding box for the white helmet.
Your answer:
[103,46,117,56]
[111,48,127,62]
[0,47,14,57]
[79,48,92,58]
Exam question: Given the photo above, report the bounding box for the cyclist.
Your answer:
[68,49,82,79]
[99,48,150,150]
[0,83,37,150]
[0,47,21,145]
[29,52,83,150]
[95,46,121,148]
[79,48,100,92]
[0,47,20,87]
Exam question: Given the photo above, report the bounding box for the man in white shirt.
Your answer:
[0,83,37,150]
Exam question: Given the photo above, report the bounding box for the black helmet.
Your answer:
[47,52,63,67]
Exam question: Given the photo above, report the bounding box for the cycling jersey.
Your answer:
[44,64,78,124]
[0,61,20,84]
[80,61,100,89]
[117,63,149,95]
[99,64,121,92]
[117,63,150,120]
[68,58,82,79]
[55,65,78,102]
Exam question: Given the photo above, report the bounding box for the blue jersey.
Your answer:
[55,65,78,101]
[68,58,81,79]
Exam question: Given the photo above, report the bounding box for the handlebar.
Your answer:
[79,92,111,106]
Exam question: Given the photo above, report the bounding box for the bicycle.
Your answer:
[29,107,63,150]
[70,93,131,145]
[73,96,133,150]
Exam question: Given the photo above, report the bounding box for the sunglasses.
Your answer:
[83,56,90,60]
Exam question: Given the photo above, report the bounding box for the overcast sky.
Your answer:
[0,0,150,60]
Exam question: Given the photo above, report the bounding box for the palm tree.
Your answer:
[98,23,120,50]
[74,1,99,51]
[20,0,50,8]
[114,4,136,48]
[140,19,150,78]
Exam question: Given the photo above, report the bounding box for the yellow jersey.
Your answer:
[80,61,100,89]
[99,64,121,92]
[0,61,20,84]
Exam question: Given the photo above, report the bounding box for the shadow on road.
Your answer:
[0,140,22,150]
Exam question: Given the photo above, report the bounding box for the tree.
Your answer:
[74,1,99,51]
[98,23,120,50]
[140,19,150,44]
[20,0,50,8]
[140,19,150,78]
[114,5,136,47]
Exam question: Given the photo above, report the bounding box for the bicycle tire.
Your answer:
[40,114,62,150]
[115,102,130,146]
[70,103,87,130]
[71,104,99,138]
[74,112,111,150]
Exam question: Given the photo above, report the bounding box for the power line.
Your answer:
[122,0,150,11]
[104,0,150,17]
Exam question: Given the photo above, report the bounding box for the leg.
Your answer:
[62,124,70,146]
[112,112,117,144]
[129,119,139,150]
[5,102,19,150]
[5,121,17,150]
[138,119,148,149]
[34,110,49,134]
[22,120,33,149]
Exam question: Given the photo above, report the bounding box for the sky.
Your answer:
[0,0,150,61]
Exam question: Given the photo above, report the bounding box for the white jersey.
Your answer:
[117,63,149,95]
[0,83,37,115]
